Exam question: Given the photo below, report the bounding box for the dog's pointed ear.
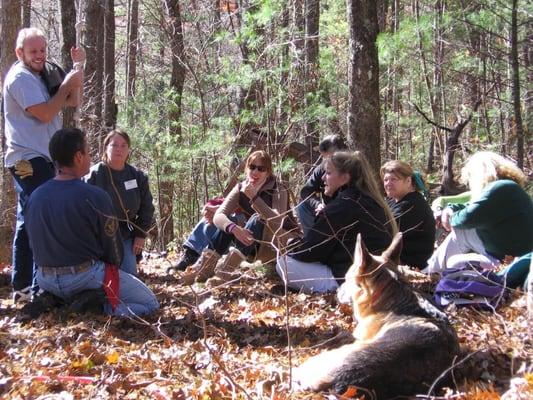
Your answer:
[354,233,373,274]
[382,233,403,265]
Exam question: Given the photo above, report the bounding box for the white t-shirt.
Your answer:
[3,62,61,167]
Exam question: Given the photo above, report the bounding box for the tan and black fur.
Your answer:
[293,233,460,399]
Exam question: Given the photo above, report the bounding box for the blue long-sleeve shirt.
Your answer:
[25,179,123,267]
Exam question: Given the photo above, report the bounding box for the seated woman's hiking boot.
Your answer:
[167,246,200,273]
[178,248,221,285]
[206,247,247,287]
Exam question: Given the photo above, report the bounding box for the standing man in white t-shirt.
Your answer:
[3,27,85,302]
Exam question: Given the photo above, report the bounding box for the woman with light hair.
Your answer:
[424,151,533,274]
[277,151,397,293]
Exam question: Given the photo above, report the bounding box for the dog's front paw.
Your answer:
[292,365,324,392]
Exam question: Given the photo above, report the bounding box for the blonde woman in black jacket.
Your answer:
[277,151,397,293]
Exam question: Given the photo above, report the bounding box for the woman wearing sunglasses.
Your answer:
[178,150,298,284]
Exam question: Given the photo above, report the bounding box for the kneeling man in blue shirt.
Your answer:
[25,128,159,316]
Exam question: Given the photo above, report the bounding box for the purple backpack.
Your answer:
[434,265,507,309]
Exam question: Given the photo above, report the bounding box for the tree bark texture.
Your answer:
[432,0,445,171]
[125,0,139,100]
[288,0,306,141]
[303,0,320,151]
[103,0,116,131]
[159,0,186,246]
[413,0,437,172]
[346,0,381,172]
[22,0,31,27]
[460,0,480,140]
[232,0,266,149]
[510,0,524,168]
[82,0,105,156]
[525,23,532,169]
[377,0,389,32]
[440,102,480,194]
[0,0,21,263]
[59,0,77,128]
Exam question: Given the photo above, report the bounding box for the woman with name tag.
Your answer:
[85,129,155,275]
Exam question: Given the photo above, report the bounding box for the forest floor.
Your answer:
[0,254,531,400]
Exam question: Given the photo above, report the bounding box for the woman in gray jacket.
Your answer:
[85,129,154,275]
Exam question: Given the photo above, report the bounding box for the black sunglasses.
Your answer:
[248,163,267,172]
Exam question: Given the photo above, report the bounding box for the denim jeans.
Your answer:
[184,218,220,255]
[186,214,246,254]
[10,157,55,291]
[296,200,316,237]
[120,238,137,275]
[209,214,264,257]
[36,261,159,317]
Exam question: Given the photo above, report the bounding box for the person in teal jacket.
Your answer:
[424,151,533,275]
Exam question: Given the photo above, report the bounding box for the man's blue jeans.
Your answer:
[120,238,137,275]
[9,157,55,291]
[36,261,159,316]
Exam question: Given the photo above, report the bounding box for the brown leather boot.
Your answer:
[206,247,247,287]
[178,248,221,285]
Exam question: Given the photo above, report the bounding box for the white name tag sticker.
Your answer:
[124,179,138,190]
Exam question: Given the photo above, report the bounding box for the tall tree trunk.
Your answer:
[82,0,105,156]
[125,0,139,126]
[460,0,481,140]
[377,0,389,32]
[159,0,186,247]
[433,0,445,171]
[346,0,381,172]
[22,0,31,27]
[303,0,320,150]
[125,0,139,100]
[414,0,438,172]
[288,0,306,141]
[59,0,77,128]
[510,0,524,168]
[0,0,22,263]
[525,22,532,169]
[232,0,266,148]
[103,0,116,132]
[277,5,290,133]
[383,0,398,160]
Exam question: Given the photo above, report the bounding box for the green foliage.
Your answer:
[110,0,530,247]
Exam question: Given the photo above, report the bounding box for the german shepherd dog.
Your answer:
[293,234,460,399]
